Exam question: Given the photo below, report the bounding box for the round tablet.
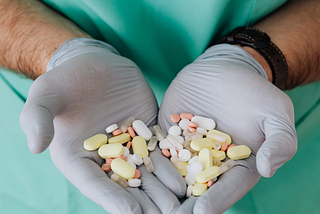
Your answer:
[179,149,191,162]
[170,114,181,123]
[168,125,181,136]
[179,119,190,130]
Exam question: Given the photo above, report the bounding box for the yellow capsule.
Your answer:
[108,133,131,144]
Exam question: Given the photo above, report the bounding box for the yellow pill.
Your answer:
[108,133,131,144]
[84,134,108,151]
[177,161,188,176]
[195,166,220,183]
[210,149,226,160]
[132,136,149,158]
[198,148,212,169]
[192,183,208,196]
[190,138,214,151]
[227,145,251,160]
[111,158,135,180]
[207,130,232,145]
[98,143,124,158]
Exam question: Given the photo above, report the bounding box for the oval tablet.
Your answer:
[132,136,149,158]
[192,183,207,196]
[180,113,193,120]
[111,158,135,180]
[105,124,118,133]
[227,145,251,160]
[128,179,141,187]
[191,116,216,130]
[98,143,124,158]
[132,120,152,140]
[198,148,212,169]
[195,166,220,183]
[210,149,226,160]
[108,133,131,144]
[190,138,214,151]
[185,161,203,185]
[84,134,108,151]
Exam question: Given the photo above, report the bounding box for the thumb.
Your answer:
[257,119,298,177]
[20,73,66,154]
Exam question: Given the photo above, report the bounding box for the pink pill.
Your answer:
[105,158,114,164]
[221,142,228,152]
[126,141,132,150]
[188,127,197,133]
[127,127,136,138]
[112,129,122,136]
[170,114,181,123]
[117,155,127,162]
[162,149,171,157]
[101,163,111,172]
[134,169,141,179]
[207,180,214,187]
[188,121,198,128]
[180,113,193,120]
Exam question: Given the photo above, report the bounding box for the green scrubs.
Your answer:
[1,0,319,213]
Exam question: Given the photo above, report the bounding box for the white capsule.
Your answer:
[105,124,118,133]
[147,136,158,151]
[128,178,141,187]
[191,116,216,130]
[179,149,191,162]
[175,135,184,144]
[143,156,155,172]
[152,125,165,141]
[132,120,152,140]
[132,153,143,166]
[167,134,183,151]
[159,139,171,149]
[123,147,130,157]
[126,155,136,169]
[120,117,135,133]
[186,185,193,197]
[188,155,198,164]
[179,119,190,130]
[207,132,227,143]
[219,159,235,174]
[170,147,177,157]
[185,161,203,185]
[168,125,181,136]
[196,127,207,135]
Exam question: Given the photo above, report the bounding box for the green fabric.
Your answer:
[2,0,320,213]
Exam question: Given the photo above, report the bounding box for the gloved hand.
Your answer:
[159,44,297,214]
[20,38,185,214]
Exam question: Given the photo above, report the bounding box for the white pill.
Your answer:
[179,149,191,162]
[126,155,136,169]
[188,155,198,164]
[168,125,181,136]
[132,120,152,140]
[175,135,184,144]
[123,147,130,157]
[128,179,141,187]
[185,161,203,185]
[213,142,221,150]
[132,153,143,166]
[167,134,183,151]
[170,147,177,157]
[196,127,207,135]
[105,124,118,133]
[186,185,193,197]
[179,119,190,130]
[186,164,191,173]
[191,116,216,130]
[159,139,171,149]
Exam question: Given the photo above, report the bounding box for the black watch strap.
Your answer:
[210,27,288,90]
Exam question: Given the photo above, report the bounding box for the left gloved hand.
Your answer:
[158,44,297,214]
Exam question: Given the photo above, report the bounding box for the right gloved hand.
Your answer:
[20,38,185,214]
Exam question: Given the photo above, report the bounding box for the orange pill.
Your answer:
[134,169,141,179]
[170,114,181,123]
[162,149,171,157]
[112,129,122,136]
[207,180,214,187]
[226,144,236,152]
[188,121,198,128]
[188,127,197,133]
[117,155,127,162]
[105,158,114,164]
[180,113,194,120]
[126,141,132,150]
[101,163,111,172]
[127,127,136,138]
[221,142,228,152]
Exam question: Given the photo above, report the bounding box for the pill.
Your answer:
[212,158,221,166]
[185,161,203,185]
[207,180,214,187]
[175,136,184,144]
[147,136,158,151]
[132,153,143,166]
[127,127,136,138]
[120,116,135,133]
[126,141,132,150]
[170,114,181,123]
[126,154,137,169]
[207,130,231,145]
[159,139,171,149]
[132,120,152,140]
[101,163,111,172]
[109,133,131,144]
[213,142,221,150]
[188,127,197,133]
[186,185,193,197]
[226,144,236,152]
[179,119,190,130]
[128,179,142,187]
[162,149,171,157]
[167,134,183,151]
[227,145,251,160]
[198,148,212,169]
[143,157,155,172]
[188,155,198,164]
[177,161,188,176]
[132,136,149,158]
[180,113,194,120]
[134,169,141,179]
[191,116,216,130]
[168,125,181,136]
[185,132,202,142]
[111,158,135,180]
[170,147,178,157]
[221,142,228,152]
[112,129,122,136]
[179,149,191,162]
[117,155,127,162]
[210,149,226,160]
[98,143,124,158]
[219,159,235,174]
[188,121,198,128]
[122,147,130,157]
[192,183,207,196]
[105,158,114,164]
[105,124,118,133]
[190,138,214,151]
[111,174,128,188]
[195,166,220,183]
[170,156,186,171]
[152,125,165,141]
[84,134,108,151]
[184,145,199,155]
[196,127,207,135]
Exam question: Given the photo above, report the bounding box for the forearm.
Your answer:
[0,0,91,79]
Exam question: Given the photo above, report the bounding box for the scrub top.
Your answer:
[1,0,320,213]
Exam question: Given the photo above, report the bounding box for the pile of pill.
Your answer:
[83,117,158,188]
[160,113,252,197]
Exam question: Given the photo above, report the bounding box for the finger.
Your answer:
[138,163,180,214]
[175,196,197,214]
[149,146,187,198]
[257,119,298,177]
[194,156,260,214]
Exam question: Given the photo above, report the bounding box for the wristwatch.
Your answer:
[210,26,288,90]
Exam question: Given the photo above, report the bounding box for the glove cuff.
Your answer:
[47,38,119,72]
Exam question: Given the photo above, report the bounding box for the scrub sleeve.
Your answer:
[1,0,319,213]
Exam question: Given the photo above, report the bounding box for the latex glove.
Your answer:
[159,44,297,214]
[20,38,185,214]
